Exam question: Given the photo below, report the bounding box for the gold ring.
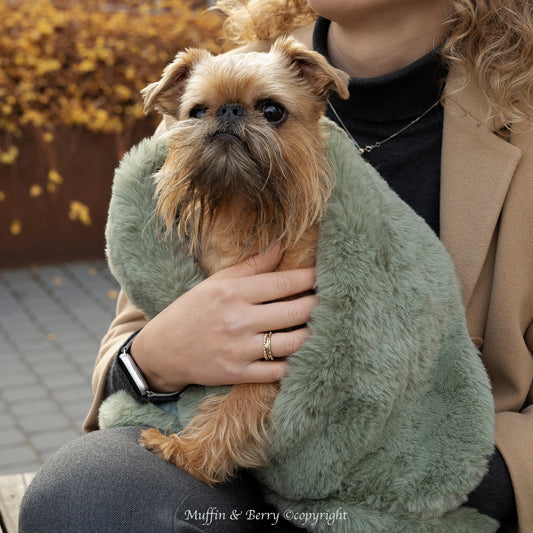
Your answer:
[263,331,274,361]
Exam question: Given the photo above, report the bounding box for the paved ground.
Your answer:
[0,260,120,475]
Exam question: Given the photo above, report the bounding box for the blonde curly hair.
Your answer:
[215,0,533,129]
[443,0,533,128]
[215,0,315,44]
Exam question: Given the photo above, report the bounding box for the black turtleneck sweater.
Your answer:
[314,17,447,236]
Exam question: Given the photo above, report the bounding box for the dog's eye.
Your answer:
[189,105,207,119]
[258,101,287,125]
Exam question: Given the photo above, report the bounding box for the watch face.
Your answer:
[119,352,148,396]
[118,351,184,399]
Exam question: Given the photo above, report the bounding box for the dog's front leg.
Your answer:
[140,382,279,485]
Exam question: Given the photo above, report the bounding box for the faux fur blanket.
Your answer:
[100,118,497,532]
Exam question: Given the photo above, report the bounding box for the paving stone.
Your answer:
[66,340,100,357]
[0,372,39,391]
[32,310,70,326]
[0,260,115,475]
[0,460,43,475]
[9,399,59,418]
[52,386,94,403]
[23,412,75,435]
[0,412,15,428]
[0,301,22,319]
[1,269,34,284]
[52,389,94,421]
[0,445,38,469]
[61,404,92,426]
[30,359,75,376]
[2,386,50,405]
[38,372,90,392]
[10,338,51,354]
[31,428,81,456]
[0,315,35,335]
[76,360,98,378]
[51,329,95,346]
[23,350,66,366]
[0,356,27,374]
[0,426,27,447]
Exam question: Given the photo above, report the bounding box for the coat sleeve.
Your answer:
[491,127,533,533]
[83,290,148,432]
[494,320,533,532]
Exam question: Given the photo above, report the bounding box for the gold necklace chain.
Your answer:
[327,99,440,155]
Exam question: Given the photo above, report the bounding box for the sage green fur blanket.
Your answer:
[100,118,497,532]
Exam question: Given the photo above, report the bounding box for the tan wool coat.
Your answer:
[85,28,533,532]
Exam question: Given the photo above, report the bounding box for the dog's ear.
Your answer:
[142,48,212,116]
[271,36,350,100]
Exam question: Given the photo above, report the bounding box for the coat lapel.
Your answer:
[440,68,522,309]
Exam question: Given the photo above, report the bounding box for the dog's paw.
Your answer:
[140,428,178,461]
[140,428,230,486]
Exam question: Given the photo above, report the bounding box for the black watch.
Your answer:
[117,330,184,400]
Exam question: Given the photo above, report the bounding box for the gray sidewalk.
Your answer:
[0,260,120,475]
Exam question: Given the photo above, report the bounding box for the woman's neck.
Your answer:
[326,1,450,78]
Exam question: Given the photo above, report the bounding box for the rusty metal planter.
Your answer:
[0,122,156,268]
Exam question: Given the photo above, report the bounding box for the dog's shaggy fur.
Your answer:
[135,37,349,485]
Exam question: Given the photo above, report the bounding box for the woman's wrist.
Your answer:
[130,326,190,393]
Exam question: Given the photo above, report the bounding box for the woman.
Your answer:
[20,0,532,531]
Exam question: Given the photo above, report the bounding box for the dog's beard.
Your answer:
[154,117,331,262]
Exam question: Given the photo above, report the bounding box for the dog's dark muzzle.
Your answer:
[211,104,245,142]
[212,106,245,143]
[216,104,244,123]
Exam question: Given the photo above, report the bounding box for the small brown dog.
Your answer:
[140,36,349,485]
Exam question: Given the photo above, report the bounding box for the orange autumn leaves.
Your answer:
[1,0,222,141]
[1,0,222,236]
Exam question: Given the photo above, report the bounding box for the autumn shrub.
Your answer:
[0,0,223,262]
[0,0,223,164]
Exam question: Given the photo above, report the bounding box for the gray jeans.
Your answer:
[19,426,304,533]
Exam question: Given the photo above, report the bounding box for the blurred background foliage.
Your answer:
[0,0,223,266]
[0,0,223,163]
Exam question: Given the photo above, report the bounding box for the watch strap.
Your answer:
[117,329,184,401]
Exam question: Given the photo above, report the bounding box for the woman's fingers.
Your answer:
[239,268,317,304]
[259,327,311,360]
[239,327,311,384]
[212,246,316,304]
[211,243,283,280]
[253,294,319,331]
[241,360,289,384]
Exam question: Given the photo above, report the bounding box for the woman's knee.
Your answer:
[19,426,182,532]
[18,426,291,532]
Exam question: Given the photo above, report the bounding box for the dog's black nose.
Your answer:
[216,104,244,122]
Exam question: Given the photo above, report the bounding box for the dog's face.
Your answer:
[143,37,349,259]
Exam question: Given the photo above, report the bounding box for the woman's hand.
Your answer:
[130,245,318,392]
